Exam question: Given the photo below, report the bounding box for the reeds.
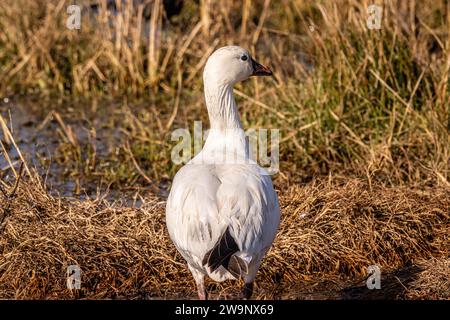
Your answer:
[2,0,448,187]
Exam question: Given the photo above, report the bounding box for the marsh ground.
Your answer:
[0,0,449,299]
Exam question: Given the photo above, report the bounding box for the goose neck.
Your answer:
[204,81,242,131]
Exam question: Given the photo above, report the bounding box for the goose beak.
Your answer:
[251,58,272,76]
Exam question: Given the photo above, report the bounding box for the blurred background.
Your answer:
[0,0,449,195]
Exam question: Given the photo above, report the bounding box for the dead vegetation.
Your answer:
[0,0,449,300]
[404,257,450,300]
[0,173,448,299]
[1,0,449,187]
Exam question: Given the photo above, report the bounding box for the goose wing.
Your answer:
[166,164,224,268]
[203,165,280,278]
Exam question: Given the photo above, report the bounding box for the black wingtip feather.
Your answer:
[203,227,240,273]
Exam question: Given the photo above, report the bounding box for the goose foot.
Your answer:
[239,282,253,300]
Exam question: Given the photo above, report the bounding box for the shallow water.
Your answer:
[0,97,152,202]
[1,100,59,179]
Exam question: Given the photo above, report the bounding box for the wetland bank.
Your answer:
[0,0,449,299]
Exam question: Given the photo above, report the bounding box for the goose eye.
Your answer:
[240,55,248,61]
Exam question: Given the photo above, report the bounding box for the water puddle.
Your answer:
[0,97,160,203]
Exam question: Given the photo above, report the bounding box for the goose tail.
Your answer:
[202,227,249,279]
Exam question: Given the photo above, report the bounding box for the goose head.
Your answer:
[203,46,272,86]
[202,46,272,132]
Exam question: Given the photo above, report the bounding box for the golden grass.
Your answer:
[0,173,448,299]
[0,0,449,300]
[2,0,448,186]
[404,257,450,300]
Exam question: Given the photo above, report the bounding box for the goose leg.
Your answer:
[240,282,253,300]
[196,278,207,300]
[189,265,207,300]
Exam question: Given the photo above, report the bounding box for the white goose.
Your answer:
[166,46,280,300]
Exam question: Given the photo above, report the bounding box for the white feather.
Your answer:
[166,46,280,287]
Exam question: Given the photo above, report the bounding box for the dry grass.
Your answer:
[404,257,450,300]
[1,0,449,187]
[0,173,448,299]
[0,0,449,300]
